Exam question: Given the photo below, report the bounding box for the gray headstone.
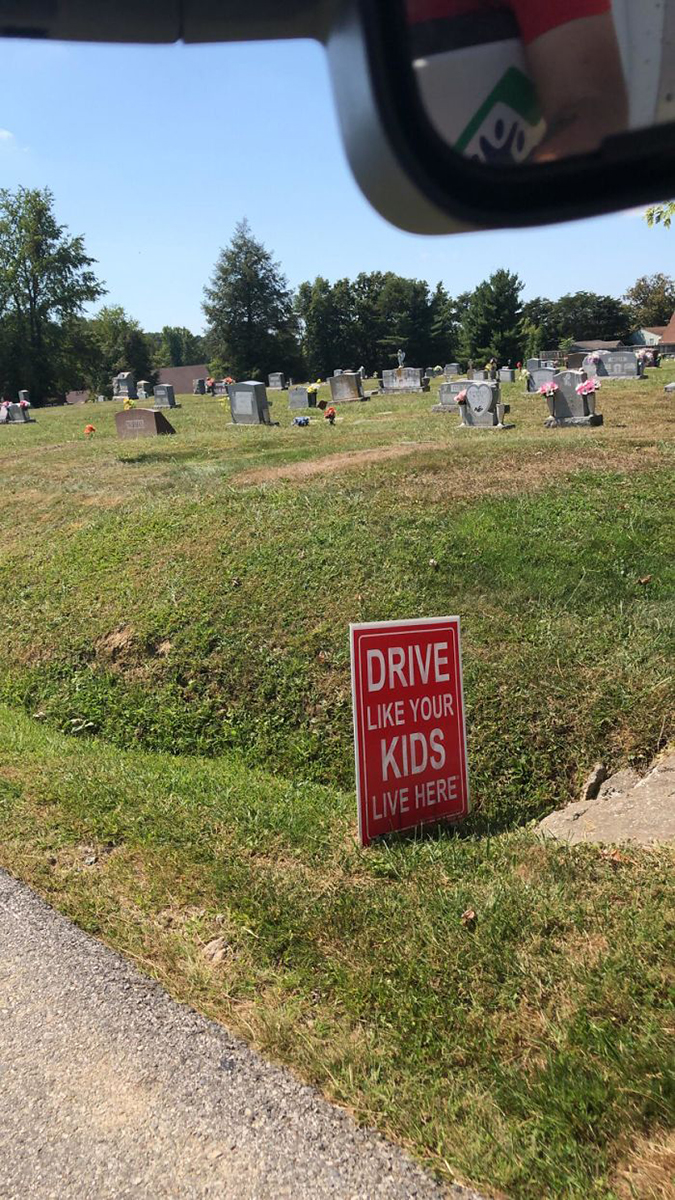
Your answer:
[115,408,176,439]
[529,367,557,392]
[329,372,364,403]
[471,370,488,381]
[137,380,152,401]
[526,358,541,372]
[2,401,34,424]
[113,371,137,400]
[544,372,603,427]
[432,382,462,411]
[499,368,516,383]
[461,381,502,427]
[153,384,177,409]
[444,363,460,377]
[227,380,273,426]
[289,386,317,410]
[582,353,610,379]
[193,378,206,395]
[18,389,30,404]
[605,351,642,378]
[381,367,429,393]
[268,372,286,390]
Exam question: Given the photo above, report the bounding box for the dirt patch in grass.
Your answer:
[614,1128,675,1198]
[234,441,667,494]
[234,442,436,485]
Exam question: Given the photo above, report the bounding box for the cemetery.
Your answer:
[0,366,673,1200]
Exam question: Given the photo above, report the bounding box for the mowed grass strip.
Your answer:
[0,708,673,1200]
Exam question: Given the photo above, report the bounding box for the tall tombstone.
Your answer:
[526,357,541,372]
[227,380,273,425]
[459,381,509,428]
[18,389,30,404]
[268,372,287,390]
[329,372,365,403]
[137,380,153,400]
[544,371,603,427]
[381,367,429,393]
[115,408,176,439]
[153,384,178,409]
[113,371,137,400]
[193,378,206,395]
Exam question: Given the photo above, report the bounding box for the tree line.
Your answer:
[1,189,673,402]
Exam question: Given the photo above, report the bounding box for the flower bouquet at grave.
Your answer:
[18,398,30,410]
[84,424,96,438]
[307,382,319,395]
[324,405,337,425]
[538,381,559,399]
[576,379,601,395]
[123,396,136,411]
[456,389,468,405]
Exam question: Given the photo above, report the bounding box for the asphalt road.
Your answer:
[0,868,483,1200]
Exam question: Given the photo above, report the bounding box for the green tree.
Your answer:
[623,273,675,328]
[459,269,524,364]
[374,274,434,366]
[0,186,105,401]
[153,325,207,369]
[203,220,302,380]
[549,292,632,342]
[645,202,675,229]
[429,282,460,364]
[84,305,156,396]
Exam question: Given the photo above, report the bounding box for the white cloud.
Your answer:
[0,129,14,143]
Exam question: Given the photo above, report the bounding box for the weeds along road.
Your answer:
[0,868,484,1200]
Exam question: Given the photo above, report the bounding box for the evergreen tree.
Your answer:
[153,325,207,368]
[0,186,105,400]
[203,220,302,379]
[459,269,524,363]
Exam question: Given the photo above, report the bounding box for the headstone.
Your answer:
[499,368,516,383]
[470,370,488,381]
[526,357,541,372]
[115,408,176,439]
[529,367,557,392]
[567,353,586,369]
[381,367,429,393]
[459,381,509,428]
[112,371,137,400]
[289,386,317,409]
[432,381,466,412]
[605,351,642,379]
[424,367,434,379]
[153,384,178,409]
[268,372,286,390]
[544,373,603,427]
[582,352,610,378]
[18,389,30,404]
[1,401,35,424]
[329,372,365,403]
[227,380,273,425]
[444,363,460,377]
[333,369,344,377]
[193,378,206,395]
[214,381,229,396]
[137,380,153,400]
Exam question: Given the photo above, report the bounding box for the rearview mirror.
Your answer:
[4,0,675,234]
[326,0,675,231]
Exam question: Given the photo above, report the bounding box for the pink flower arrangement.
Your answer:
[538,382,559,398]
[576,379,601,395]
[456,389,468,404]
[19,399,29,409]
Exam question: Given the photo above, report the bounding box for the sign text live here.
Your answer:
[350,617,470,846]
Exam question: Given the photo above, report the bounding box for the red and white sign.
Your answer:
[350,617,469,846]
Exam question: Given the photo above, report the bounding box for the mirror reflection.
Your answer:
[406,1,675,164]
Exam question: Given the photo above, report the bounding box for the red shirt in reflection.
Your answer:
[407,0,611,43]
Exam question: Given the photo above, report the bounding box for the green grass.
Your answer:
[0,369,674,1197]
[0,709,672,1199]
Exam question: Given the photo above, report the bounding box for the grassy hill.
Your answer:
[0,370,673,1197]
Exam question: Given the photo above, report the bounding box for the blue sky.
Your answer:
[1,35,672,333]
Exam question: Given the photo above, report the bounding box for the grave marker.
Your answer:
[227,381,274,425]
[268,372,287,390]
[289,386,317,409]
[381,367,429,394]
[115,408,176,439]
[193,378,206,395]
[153,384,179,409]
[460,381,509,428]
